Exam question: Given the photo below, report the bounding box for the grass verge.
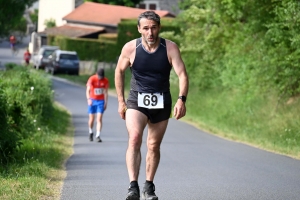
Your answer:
[182,87,300,159]
[0,102,73,200]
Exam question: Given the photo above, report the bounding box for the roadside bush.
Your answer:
[0,66,54,163]
[0,82,22,164]
[51,36,118,62]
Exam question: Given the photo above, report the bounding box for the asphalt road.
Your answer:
[52,78,300,200]
[0,37,29,69]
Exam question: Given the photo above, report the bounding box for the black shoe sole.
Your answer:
[141,193,158,200]
[126,196,140,200]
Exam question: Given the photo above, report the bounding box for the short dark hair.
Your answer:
[97,68,104,77]
[138,11,160,26]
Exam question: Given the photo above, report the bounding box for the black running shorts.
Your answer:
[126,100,172,123]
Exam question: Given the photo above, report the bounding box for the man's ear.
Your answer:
[137,25,141,33]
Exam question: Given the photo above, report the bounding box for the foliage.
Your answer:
[0,104,71,199]
[84,0,142,7]
[44,18,56,28]
[0,65,54,164]
[12,17,27,33]
[175,0,300,98]
[29,9,38,24]
[0,0,36,37]
[50,36,118,62]
[99,33,118,42]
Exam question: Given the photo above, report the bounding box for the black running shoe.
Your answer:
[89,133,93,141]
[126,185,140,200]
[96,136,102,143]
[142,183,158,200]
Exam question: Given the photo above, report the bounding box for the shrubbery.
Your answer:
[49,36,118,62]
[176,0,300,99]
[0,65,54,164]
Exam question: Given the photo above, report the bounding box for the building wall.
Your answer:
[139,0,181,15]
[159,0,181,15]
[38,0,75,32]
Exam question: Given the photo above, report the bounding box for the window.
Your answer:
[60,54,78,60]
[138,3,146,9]
[149,4,157,10]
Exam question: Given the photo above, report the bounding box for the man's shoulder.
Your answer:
[88,74,97,81]
[124,39,138,50]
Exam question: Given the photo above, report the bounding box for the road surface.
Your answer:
[52,77,300,200]
[0,36,29,69]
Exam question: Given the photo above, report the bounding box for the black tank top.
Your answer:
[130,37,172,93]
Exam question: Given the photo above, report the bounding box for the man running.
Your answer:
[86,68,109,142]
[115,11,189,200]
[9,35,17,54]
[23,49,31,65]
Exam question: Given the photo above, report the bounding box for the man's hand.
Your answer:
[118,102,127,120]
[87,99,92,106]
[173,99,186,120]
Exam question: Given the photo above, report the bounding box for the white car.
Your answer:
[45,50,80,75]
[33,45,59,69]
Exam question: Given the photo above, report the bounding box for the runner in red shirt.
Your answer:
[23,49,31,65]
[9,35,17,54]
[86,68,109,142]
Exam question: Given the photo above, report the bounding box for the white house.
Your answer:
[37,0,83,32]
[37,0,180,33]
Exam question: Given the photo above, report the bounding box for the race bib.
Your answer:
[138,93,164,109]
[94,88,103,95]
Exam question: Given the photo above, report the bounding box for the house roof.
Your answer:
[39,24,105,38]
[63,2,176,27]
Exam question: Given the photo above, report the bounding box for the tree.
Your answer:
[44,18,56,28]
[84,0,142,7]
[0,0,36,37]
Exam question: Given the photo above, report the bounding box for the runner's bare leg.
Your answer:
[125,109,148,181]
[88,114,95,130]
[96,113,103,133]
[146,120,168,181]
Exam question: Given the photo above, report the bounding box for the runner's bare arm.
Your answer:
[115,41,135,119]
[86,85,92,106]
[104,87,108,110]
[167,40,189,120]
[86,85,90,99]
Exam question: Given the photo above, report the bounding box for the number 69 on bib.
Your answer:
[138,93,164,109]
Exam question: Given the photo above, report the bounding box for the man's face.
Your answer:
[138,18,160,45]
[97,75,103,80]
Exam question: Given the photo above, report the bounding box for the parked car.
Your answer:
[45,50,80,75]
[33,45,59,69]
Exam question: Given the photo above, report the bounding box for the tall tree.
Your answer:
[0,0,36,37]
[84,0,142,7]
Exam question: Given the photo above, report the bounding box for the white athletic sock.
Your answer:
[89,128,93,134]
[96,131,101,137]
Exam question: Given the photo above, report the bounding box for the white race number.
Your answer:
[138,93,164,109]
[94,88,103,95]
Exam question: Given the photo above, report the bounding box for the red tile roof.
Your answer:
[63,2,175,27]
[40,24,105,38]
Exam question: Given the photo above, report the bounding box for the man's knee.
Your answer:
[147,141,161,152]
[128,134,142,149]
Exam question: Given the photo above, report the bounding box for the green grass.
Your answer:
[183,87,300,159]
[0,103,73,200]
